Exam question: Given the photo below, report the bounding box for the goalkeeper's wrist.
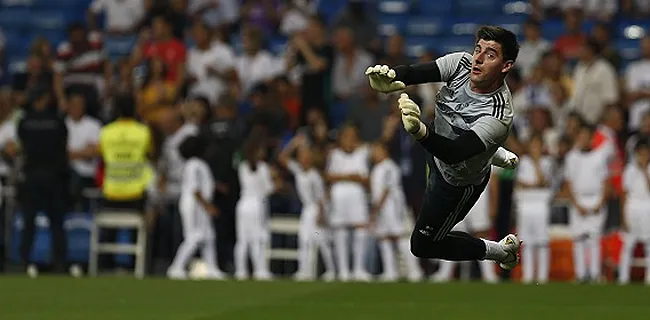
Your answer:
[409,121,427,140]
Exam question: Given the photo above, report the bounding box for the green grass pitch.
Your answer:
[0,277,649,320]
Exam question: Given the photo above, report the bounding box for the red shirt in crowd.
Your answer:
[554,33,586,61]
[143,38,186,82]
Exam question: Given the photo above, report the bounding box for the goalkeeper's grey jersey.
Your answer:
[431,52,514,186]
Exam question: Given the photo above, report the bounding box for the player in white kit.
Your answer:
[235,142,275,281]
[430,168,499,283]
[167,136,224,280]
[515,135,553,284]
[278,135,336,282]
[564,125,609,283]
[365,26,521,268]
[618,141,650,285]
[326,124,372,282]
[369,142,423,282]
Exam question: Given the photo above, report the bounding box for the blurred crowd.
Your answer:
[0,0,648,283]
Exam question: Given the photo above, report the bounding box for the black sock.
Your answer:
[411,230,486,261]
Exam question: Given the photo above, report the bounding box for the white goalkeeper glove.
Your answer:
[491,147,519,169]
[398,93,427,139]
[365,64,406,93]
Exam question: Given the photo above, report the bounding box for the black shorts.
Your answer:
[413,162,490,241]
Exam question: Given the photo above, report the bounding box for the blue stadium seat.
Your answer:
[378,0,409,14]
[28,11,67,31]
[378,14,408,36]
[0,8,30,30]
[407,16,444,37]
[495,15,527,36]
[405,36,439,58]
[616,39,641,61]
[541,19,565,40]
[439,36,476,54]
[415,0,451,15]
[447,17,487,36]
[454,0,499,15]
[317,0,348,25]
[616,20,650,40]
[269,36,288,55]
[30,0,89,9]
[501,0,531,15]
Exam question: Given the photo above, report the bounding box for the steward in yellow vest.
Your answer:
[98,95,154,210]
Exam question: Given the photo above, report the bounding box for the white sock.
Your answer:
[318,234,336,274]
[573,239,586,281]
[479,259,498,282]
[201,237,220,273]
[297,236,312,276]
[334,228,349,278]
[169,235,201,272]
[379,240,397,278]
[482,239,507,261]
[234,239,248,276]
[537,244,550,283]
[398,237,421,277]
[353,228,368,275]
[588,234,601,280]
[252,235,270,276]
[521,243,534,283]
[618,235,635,284]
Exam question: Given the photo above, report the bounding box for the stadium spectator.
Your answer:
[414,50,441,117]
[137,58,178,126]
[273,75,301,131]
[621,0,650,18]
[593,106,626,200]
[56,23,108,118]
[554,8,587,61]
[140,0,186,40]
[134,14,187,86]
[110,58,136,98]
[331,26,373,108]
[295,108,333,170]
[186,21,236,106]
[18,85,69,277]
[347,83,391,142]
[236,26,279,96]
[590,22,621,70]
[625,112,650,157]
[541,50,574,98]
[11,54,54,108]
[241,0,281,34]
[87,0,146,35]
[65,93,102,212]
[379,34,409,67]
[624,36,650,132]
[512,64,553,126]
[28,37,55,72]
[279,0,317,36]
[333,0,379,53]
[285,15,333,125]
[568,38,619,125]
[563,111,585,142]
[0,89,16,272]
[246,83,288,146]
[518,19,551,78]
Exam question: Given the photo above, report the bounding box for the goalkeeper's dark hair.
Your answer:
[476,26,520,63]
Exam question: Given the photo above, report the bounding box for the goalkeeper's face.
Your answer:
[471,39,513,89]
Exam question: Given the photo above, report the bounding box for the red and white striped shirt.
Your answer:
[56,31,106,90]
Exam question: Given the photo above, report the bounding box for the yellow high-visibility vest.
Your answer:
[99,120,153,201]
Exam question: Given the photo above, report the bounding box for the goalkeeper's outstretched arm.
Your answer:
[392,62,443,86]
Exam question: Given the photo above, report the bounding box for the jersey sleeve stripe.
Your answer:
[491,92,505,120]
[449,56,472,81]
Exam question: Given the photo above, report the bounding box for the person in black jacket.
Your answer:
[17,85,70,277]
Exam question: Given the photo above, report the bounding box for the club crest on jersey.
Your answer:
[456,102,470,111]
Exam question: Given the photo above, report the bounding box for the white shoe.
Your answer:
[353,271,373,282]
[321,271,336,282]
[235,271,249,281]
[498,234,521,270]
[338,273,351,282]
[429,272,451,283]
[378,273,398,283]
[166,268,187,280]
[294,272,313,282]
[254,271,273,281]
[27,264,38,279]
[204,270,226,280]
[407,272,423,283]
